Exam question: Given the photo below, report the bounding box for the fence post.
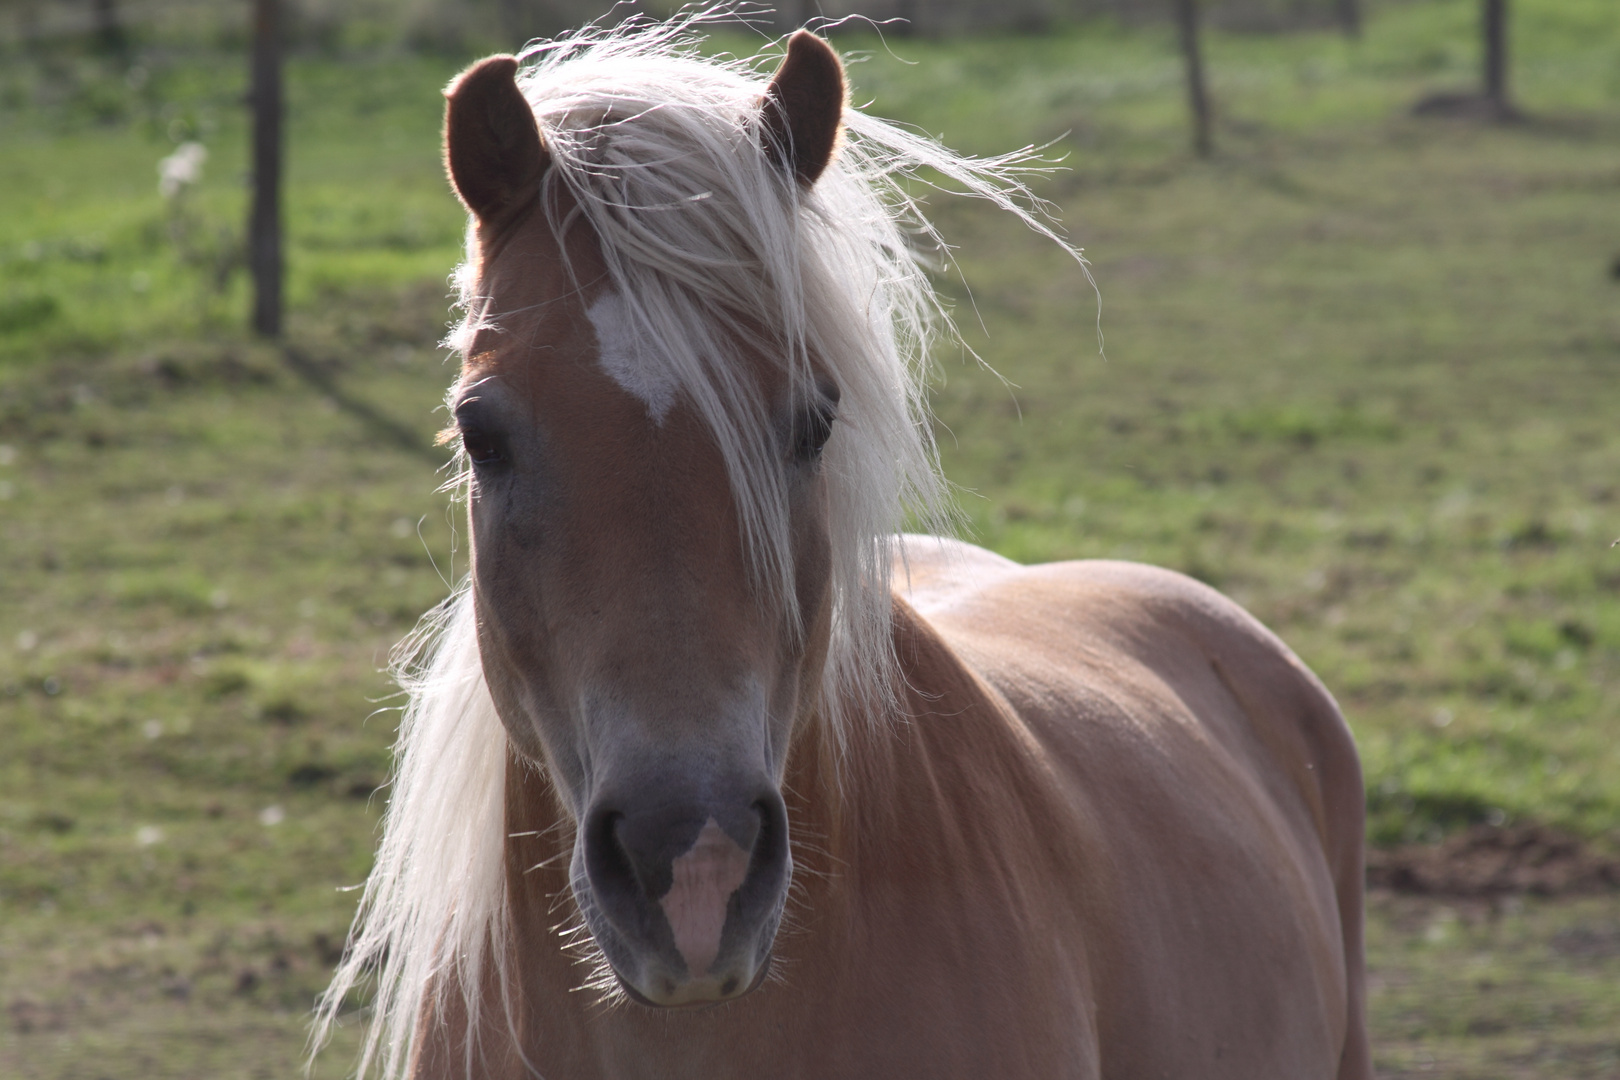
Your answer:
[1336,0,1361,40]
[894,0,917,36]
[500,0,525,47]
[1172,0,1212,158]
[1482,0,1510,119]
[91,0,128,60]
[250,0,283,338]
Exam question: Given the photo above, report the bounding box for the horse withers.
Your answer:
[315,20,1371,1080]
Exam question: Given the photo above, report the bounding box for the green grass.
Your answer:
[4,1,1620,1076]
[924,115,1620,845]
[816,1,1620,846]
[1366,892,1620,1078]
[0,50,468,363]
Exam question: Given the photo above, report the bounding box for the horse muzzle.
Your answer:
[574,783,791,1006]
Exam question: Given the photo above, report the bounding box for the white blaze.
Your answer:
[587,291,678,423]
[659,817,752,978]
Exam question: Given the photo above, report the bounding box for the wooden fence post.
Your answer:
[91,0,128,59]
[1336,0,1361,40]
[250,0,283,338]
[1482,0,1510,119]
[1172,0,1212,158]
[895,0,917,36]
[500,0,526,47]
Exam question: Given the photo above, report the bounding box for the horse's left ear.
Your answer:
[444,55,549,223]
[761,31,846,187]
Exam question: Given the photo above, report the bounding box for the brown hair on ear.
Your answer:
[761,31,846,187]
[444,55,549,223]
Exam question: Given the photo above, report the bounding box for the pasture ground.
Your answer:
[3,1,1619,1075]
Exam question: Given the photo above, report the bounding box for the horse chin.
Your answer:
[613,954,772,1009]
[580,888,784,1009]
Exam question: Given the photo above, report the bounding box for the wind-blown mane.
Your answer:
[313,13,1082,1078]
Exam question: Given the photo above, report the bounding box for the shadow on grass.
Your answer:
[278,344,444,465]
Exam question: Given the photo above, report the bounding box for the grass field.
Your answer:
[3,1,1620,1076]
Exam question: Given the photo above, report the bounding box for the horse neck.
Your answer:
[783,595,1040,918]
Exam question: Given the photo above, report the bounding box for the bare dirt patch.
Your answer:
[1367,825,1620,898]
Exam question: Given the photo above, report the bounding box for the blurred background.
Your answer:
[2,1,1618,1076]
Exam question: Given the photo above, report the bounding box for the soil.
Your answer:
[1366,824,1620,898]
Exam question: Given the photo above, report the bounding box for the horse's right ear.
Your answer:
[761,31,846,186]
[444,55,548,223]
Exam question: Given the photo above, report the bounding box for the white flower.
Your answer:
[158,142,208,199]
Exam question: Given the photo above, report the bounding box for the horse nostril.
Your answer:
[584,807,645,905]
[741,792,790,904]
[752,793,787,866]
[750,800,772,864]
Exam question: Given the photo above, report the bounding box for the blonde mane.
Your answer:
[313,12,1083,1078]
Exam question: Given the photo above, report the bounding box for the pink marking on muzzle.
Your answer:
[659,818,752,978]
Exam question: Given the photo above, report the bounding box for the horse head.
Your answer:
[441,32,847,1008]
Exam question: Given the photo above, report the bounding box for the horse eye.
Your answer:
[792,402,836,464]
[460,426,507,467]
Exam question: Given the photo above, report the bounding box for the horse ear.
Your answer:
[761,31,846,187]
[444,55,549,223]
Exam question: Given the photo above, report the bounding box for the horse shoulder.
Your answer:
[821,596,1107,1078]
[988,559,1362,879]
[898,554,1369,1079]
[906,554,1359,868]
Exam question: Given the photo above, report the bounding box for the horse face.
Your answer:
[441,37,847,1007]
[452,250,835,1005]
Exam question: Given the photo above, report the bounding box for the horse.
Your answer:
[313,18,1371,1080]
